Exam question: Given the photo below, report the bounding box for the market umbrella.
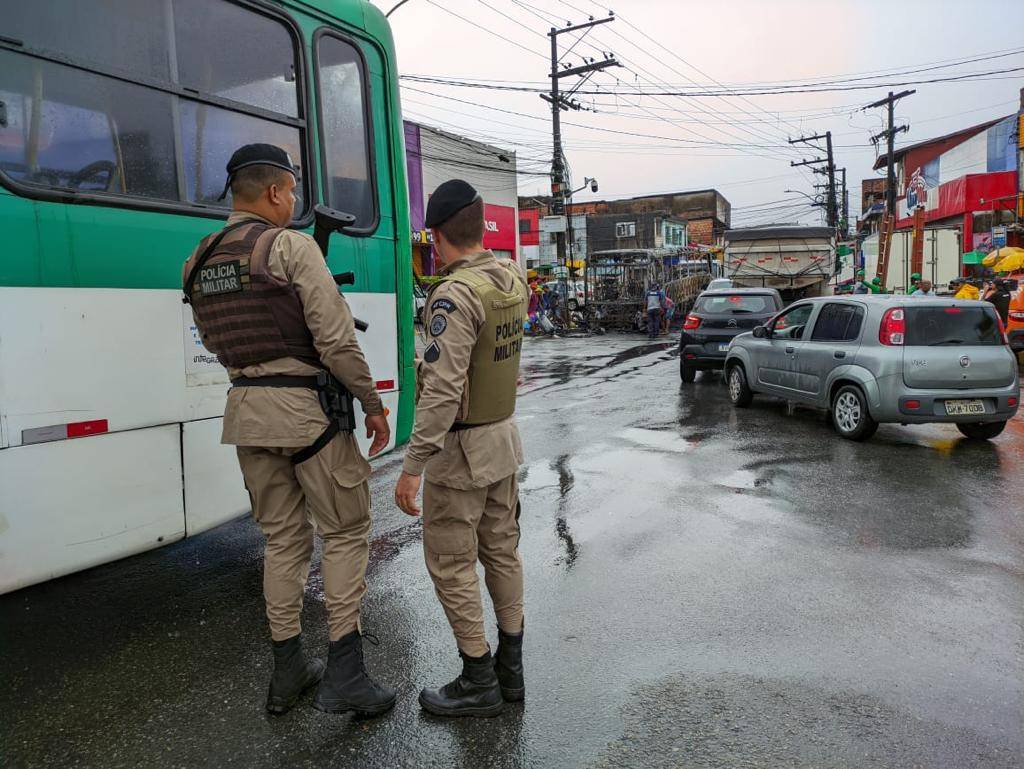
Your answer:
[982,246,1022,267]
[961,249,986,265]
[993,247,1024,273]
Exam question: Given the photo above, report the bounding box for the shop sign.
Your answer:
[483,204,517,250]
[540,215,567,234]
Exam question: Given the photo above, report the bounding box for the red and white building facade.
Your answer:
[879,113,1020,252]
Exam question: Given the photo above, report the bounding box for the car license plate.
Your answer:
[944,399,985,416]
[718,344,730,352]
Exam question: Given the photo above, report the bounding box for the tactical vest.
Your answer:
[183,220,321,370]
[435,263,528,426]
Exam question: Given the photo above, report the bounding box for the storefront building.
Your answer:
[877,113,1019,253]
[404,120,519,276]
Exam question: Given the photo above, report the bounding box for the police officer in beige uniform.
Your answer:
[394,180,529,717]
[183,144,395,717]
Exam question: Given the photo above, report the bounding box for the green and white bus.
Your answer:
[0,0,414,593]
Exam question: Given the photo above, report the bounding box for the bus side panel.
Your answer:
[182,417,248,536]
[0,425,186,593]
[180,294,399,538]
[0,287,222,446]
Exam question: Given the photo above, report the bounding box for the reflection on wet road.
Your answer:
[2,334,1022,768]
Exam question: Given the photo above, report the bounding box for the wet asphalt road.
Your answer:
[2,334,1023,769]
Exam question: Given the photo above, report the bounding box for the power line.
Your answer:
[403,85,835,151]
[399,65,1024,95]
[421,0,548,61]
[547,0,807,167]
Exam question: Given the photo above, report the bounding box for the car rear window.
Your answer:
[905,306,1002,346]
[696,295,773,313]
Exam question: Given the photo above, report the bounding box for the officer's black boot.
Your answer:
[266,634,325,715]
[312,630,396,717]
[493,626,524,702]
[419,650,504,718]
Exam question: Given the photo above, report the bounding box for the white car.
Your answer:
[544,279,587,309]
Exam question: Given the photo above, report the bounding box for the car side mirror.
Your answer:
[752,325,769,339]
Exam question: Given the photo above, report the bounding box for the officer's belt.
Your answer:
[230,374,353,464]
[449,421,496,433]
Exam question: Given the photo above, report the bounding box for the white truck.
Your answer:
[724,226,836,302]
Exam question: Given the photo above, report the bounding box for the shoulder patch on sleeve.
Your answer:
[429,314,448,337]
[423,341,441,363]
[431,297,458,314]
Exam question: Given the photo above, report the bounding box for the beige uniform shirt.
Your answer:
[403,251,528,490]
[184,212,383,460]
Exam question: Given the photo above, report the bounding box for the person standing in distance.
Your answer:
[394,180,529,718]
[182,144,395,718]
[645,282,665,339]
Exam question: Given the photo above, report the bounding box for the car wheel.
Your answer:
[956,421,1006,440]
[831,384,877,441]
[727,364,753,407]
[680,359,696,383]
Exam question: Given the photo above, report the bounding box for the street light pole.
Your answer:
[385,0,414,16]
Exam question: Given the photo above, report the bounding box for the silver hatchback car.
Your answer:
[724,295,1020,441]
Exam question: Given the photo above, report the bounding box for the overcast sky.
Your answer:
[375,0,1024,226]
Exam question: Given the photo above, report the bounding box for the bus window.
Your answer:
[0,0,308,217]
[173,0,299,119]
[316,33,375,231]
[5,0,172,82]
[0,52,179,200]
[180,102,302,207]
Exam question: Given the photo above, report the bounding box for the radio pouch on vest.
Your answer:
[229,373,356,464]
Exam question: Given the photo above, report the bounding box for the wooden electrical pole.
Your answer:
[864,89,914,216]
[546,15,618,321]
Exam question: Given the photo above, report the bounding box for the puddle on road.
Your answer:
[519,462,562,493]
[619,427,694,453]
[714,468,761,491]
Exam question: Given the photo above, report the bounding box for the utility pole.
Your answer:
[546,15,618,322]
[864,90,914,216]
[839,167,848,239]
[789,132,836,231]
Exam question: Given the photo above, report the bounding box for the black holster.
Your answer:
[315,371,356,433]
[231,372,355,464]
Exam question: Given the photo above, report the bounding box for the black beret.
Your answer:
[220,144,297,200]
[425,179,481,228]
[226,143,297,177]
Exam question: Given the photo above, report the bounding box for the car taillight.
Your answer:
[879,308,905,346]
[683,314,701,330]
[1009,396,1018,408]
[1009,310,1024,321]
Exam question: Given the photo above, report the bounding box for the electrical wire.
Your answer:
[400,65,1024,95]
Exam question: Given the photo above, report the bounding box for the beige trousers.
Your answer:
[237,435,370,642]
[423,474,524,657]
